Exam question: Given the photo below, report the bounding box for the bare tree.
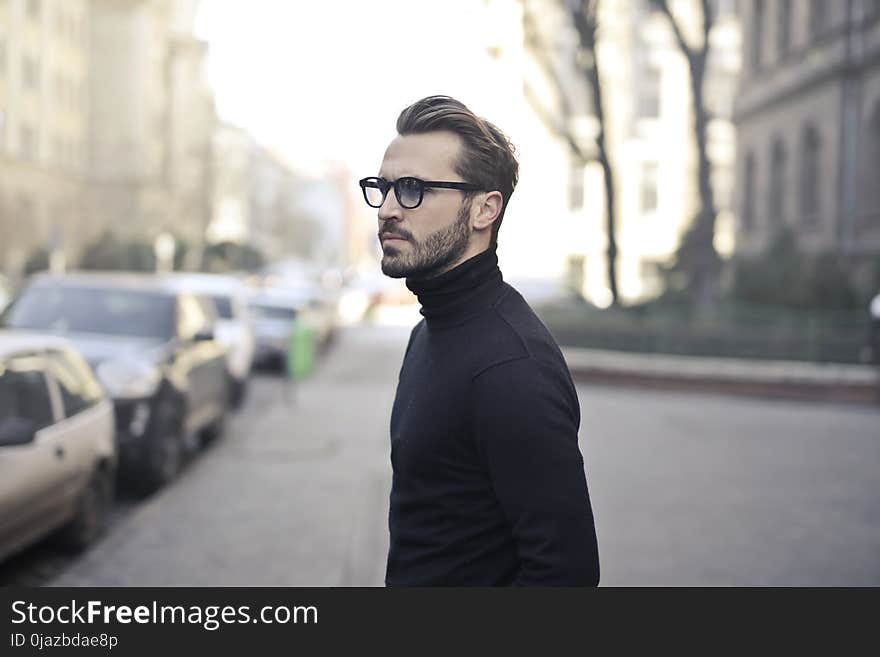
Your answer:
[523,0,620,306]
[651,0,720,307]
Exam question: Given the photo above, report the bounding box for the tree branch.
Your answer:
[522,1,592,164]
[651,0,693,58]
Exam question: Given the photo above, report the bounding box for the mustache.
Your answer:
[378,226,413,241]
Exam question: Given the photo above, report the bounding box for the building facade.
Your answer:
[0,0,91,274]
[88,0,215,260]
[733,0,880,265]
[518,0,741,304]
[0,0,216,278]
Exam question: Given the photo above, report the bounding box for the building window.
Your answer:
[713,163,733,212]
[710,0,736,19]
[857,103,880,231]
[54,72,63,105]
[769,136,787,230]
[568,161,584,211]
[777,0,792,57]
[640,161,658,213]
[23,56,39,90]
[705,54,737,120]
[799,125,821,226]
[742,151,756,233]
[751,0,764,73]
[19,125,36,160]
[809,0,829,38]
[637,64,661,118]
[26,0,40,21]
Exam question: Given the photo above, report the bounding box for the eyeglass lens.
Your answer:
[363,178,423,209]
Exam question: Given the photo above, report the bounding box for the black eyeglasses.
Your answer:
[358,176,482,209]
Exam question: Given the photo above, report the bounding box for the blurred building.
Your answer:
[0,0,215,278]
[210,121,338,267]
[516,0,741,304]
[88,0,215,263]
[0,0,91,275]
[734,0,880,268]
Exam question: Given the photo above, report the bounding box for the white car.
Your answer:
[164,273,256,407]
[248,286,336,370]
[0,331,117,563]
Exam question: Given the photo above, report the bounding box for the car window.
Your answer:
[4,284,176,340]
[209,295,234,320]
[248,303,297,321]
[0,355,55,430]
[45,349,103,418]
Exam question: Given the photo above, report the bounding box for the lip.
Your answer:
[380,235,409,243]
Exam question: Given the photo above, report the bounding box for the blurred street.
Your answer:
[0,321,875,587]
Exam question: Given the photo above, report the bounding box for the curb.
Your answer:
[562,347,880,405]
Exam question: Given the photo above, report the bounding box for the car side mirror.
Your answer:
[0,417,38,447]
[194,328,214,342]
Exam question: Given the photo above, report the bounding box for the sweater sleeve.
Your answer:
[471,355,600,586]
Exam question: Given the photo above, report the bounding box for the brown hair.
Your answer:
[396,95,519,249]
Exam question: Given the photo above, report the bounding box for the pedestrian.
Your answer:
[360,95,600,586]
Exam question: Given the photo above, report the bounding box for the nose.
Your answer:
[377,185,403,224]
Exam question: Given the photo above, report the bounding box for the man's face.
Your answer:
[376,131,474,280]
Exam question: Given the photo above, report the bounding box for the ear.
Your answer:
[472,191,503,231]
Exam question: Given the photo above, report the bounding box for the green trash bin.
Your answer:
[287,316,315,381]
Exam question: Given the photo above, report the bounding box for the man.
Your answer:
[360,95,600,586]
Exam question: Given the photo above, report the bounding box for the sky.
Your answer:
[194,0,503,177]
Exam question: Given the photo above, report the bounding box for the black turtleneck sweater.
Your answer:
[386,248,600,586]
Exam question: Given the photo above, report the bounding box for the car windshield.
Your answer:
[248,303,297,321]
[4,283,176,340]
[210,295,234,320]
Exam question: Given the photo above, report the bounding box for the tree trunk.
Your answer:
[588,51,619,306]
[652,0,720,308]
[568,0,620,306]
[689,50,719,307]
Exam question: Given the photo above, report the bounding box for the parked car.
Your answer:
[164,273,255,407]
[0,272,230,494]
[248,285,337,369]
[0,331,116,563]
[247,290,302,370]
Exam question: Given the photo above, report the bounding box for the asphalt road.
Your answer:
[3,320,878,586]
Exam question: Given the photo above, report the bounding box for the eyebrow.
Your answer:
[376,172,428,180]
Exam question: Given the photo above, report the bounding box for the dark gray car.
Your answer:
[1,273,230,494]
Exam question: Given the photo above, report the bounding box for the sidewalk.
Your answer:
[563,347,880,405]
[50,326,404,587]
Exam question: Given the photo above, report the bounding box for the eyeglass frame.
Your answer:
[358,176,483,210]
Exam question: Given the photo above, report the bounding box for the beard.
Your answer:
[380,199,472,280]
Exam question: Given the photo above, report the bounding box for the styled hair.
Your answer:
[396,95,519,249]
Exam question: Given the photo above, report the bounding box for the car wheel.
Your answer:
[58,467,115,551]
[230,376,248,409]
[199,405,227,447]
[138,402,183,494]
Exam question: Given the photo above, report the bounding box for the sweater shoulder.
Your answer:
[470,283,569,379]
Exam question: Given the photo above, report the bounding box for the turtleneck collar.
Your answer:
[405,248,504,329]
